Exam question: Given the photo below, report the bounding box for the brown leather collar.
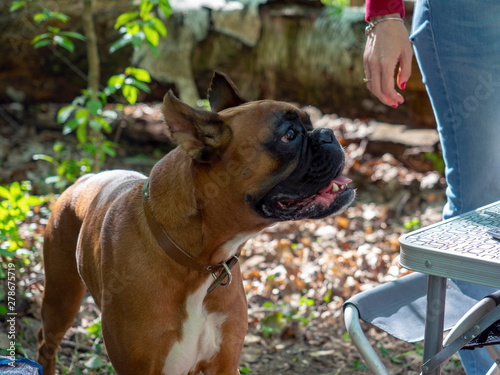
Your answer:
[142,178,240,293]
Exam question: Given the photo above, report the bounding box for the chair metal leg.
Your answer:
[344,304,390,375]
[422,275,447,375]
[485,345,500,375]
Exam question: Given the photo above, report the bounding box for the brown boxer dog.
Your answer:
[37,72,354,375]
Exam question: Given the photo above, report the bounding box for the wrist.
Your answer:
[365,15,404,36]
[369,13,402,22]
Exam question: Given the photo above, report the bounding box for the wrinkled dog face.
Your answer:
[252,107,354,221]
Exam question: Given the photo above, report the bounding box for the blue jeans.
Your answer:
[411,0,500,373]
[411,0,500,220]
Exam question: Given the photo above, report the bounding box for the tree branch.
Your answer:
[83,0,100,100]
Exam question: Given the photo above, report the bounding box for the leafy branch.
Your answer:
[110,0,171,56]
[10,0,170,188]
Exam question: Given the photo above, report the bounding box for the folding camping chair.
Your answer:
[343,200,500,375]
[343,272,500,374]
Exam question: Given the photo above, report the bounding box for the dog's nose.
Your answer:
[316,128,334,144]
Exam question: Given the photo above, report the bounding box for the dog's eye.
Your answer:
[281,129,297,143]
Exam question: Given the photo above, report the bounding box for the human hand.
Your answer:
[363,15,413,108]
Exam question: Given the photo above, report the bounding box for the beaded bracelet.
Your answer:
[365,17,404,36]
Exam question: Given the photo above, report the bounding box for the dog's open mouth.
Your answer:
[277,175,352,211]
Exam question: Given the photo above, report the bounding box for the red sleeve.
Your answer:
[365,0,405,22]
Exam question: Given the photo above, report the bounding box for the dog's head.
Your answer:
[162,72,354,222]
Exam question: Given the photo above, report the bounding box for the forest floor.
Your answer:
[0,104,466,374]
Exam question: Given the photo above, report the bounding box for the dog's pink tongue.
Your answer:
[332,175,352,186]
[317,176,352,195]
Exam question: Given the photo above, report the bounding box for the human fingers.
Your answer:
[364,41,400,107]
[397,42,413,90]
[379,55,405,107]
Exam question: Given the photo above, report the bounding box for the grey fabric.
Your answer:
[343,273,498,343]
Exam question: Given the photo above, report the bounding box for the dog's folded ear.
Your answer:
[208,71,248,112]
[163,90,232,162]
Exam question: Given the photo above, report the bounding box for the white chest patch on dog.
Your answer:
[221,232,256,260]
[162,278,225,375]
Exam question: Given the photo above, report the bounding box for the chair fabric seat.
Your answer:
[343,272,498,343]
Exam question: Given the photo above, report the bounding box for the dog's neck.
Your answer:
[147,148,264,266]
[147,149,204,257]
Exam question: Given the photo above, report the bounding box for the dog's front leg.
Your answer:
[197,277,248,375]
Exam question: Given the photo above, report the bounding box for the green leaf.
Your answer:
[86,317,102,337]
[31,33,51,44]
[143,25,159,47]
[0,186,11,200]
[25,196,43,206]
[57,105,77,124]
[96,117,112,133]
[59,31,86,41]
[240,366,250,374]
[75,108,89,125]
[114,12,139,29]
[54,35,74,53]
[107,74,125,89]
[109,37,130,54]
[33,12,49,23]
[260,312,284,337]
[139,0,154,18]
[152,17,167,37]
[122,85,139,104]
[126,22,141,35]
[33,39,52,49]
[159,0,172,17]
[10,1,26,12]
[0,304,8,315]
[303,298,314,306]
[51,12,70,23]
[76,123,87,143]
[47,26,61,34]
[125,67,151,83]
[131,31,146,48]
[86,99,103,116]
[53,141,64,153]
[102,143,116,157]
[131,79,151,93]
[99,91,108,105]
[62,118,79,135]
[32,154,55,164]
[9,182,22,198]
[84,354,104,370]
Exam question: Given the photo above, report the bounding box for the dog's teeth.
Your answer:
[331,184,339,193]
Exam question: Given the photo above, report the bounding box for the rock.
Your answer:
[367,121,439,147]
[314,225,337,238]
[362,122,440,172]
[212,0,265,47]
